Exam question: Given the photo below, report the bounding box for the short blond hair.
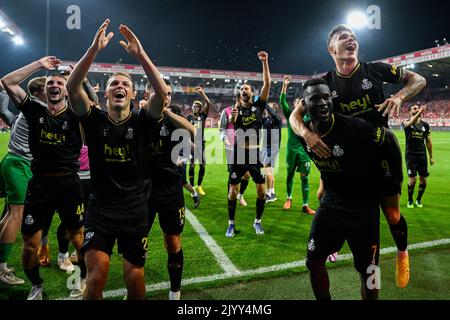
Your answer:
[27,76,47,95]
[106,72,134,89]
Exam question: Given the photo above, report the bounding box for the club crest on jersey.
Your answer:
[331,90,338,98]
[231,172,237,179]
[308,238,315,251]
[125,127,134,140]
[39,117,44,124]
[251,107,257,112]
[422,127,426,132]
[25,214,34,225]
[85,231,95,241]
[332,145,344,157]
[62,121,69,131]
[160,124,169,137]
[362,78,373,90]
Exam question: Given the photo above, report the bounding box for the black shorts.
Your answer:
[21,173,84,235]
[229,163,265,185]
[81,179,92,212]
[148,183,185,235]
[82,201,149,267]
[406,156,429,178]
[306,206,380,274]
[177,164,188,185]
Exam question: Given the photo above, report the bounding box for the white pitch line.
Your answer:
[184,207,240,276]
[61,238,450,300]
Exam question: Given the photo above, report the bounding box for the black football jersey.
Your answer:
[299,113,386,213]
[324,62,403,127]
[80,108,151,213]
[187,112,208,142]
[19,94,81,175]
[402,120,430,159]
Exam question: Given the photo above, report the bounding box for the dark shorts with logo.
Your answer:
[406,155,429,178]
[148,183,185,235]
[228,163,265,185]
[82,199,149,267]
[306,205,380,274]
[21,173,84,235]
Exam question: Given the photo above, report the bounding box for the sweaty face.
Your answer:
[240,84,253,103]
[330,30,359,61]
[105,75,133,110]
[304,84,333,124]
[45,76,67,104]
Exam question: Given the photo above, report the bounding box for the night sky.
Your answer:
[0,0,448,76]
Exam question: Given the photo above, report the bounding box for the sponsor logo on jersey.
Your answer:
[390,64,398,75]
[40,129,66,145]
[340,94,372,113]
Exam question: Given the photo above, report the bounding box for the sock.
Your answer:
[228,199,237,221]
[24,265,43,286]
[286,170,295,199]
[198,164,205,186]
[0,243,13,264]
[40,235,48,246]
[417,183,427,202]
[256,198,265,220]
[79,258,87,279]
[192,191,198,197]
[240,179,249,195]
[254,219,261,224]
[0,262,7,271]
[389,215,408,251]
[301,175,310,206]
[58,252,69,260]
[407,184,414,202]
[168,249,183,292]
[57,223,69,254]
[189,164,195,187]
[228,220,235,225]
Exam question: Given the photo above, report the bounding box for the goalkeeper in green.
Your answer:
[280,75,315,215]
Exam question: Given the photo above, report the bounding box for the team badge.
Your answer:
[39,117,44,124]
[231,172,237,179]
[251,107,257,112]
[332,145,344,157]
[362,78,373,90]
[331,90,338,98]
[308,238,315,251]
[125,127,134,140]
[422,127,426,132]
[24,214,34,225]
[62,121,69,131]
[160,125,169,137]
[85,231,95,241]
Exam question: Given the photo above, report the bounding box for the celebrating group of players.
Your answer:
[0,19,433,300]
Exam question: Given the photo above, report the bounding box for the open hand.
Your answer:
[91,19,114,52]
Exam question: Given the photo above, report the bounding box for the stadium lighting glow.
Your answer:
[346,11,367,29]
[410,64,415,69]
[12,35,24,45]
[0,18,5,29]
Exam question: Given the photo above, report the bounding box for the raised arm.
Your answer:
[219,109,227,142]
[280,76,291,117]
[402,106,425,128]
[67,19,114,117]
[195,86,212,115]
[265,104,282,125]
[118,24,168,120]
[289,99,331,158]
[164,109,195,138]
[376,69,427,117]
[1,56,60,106]
[258,51,271,102]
